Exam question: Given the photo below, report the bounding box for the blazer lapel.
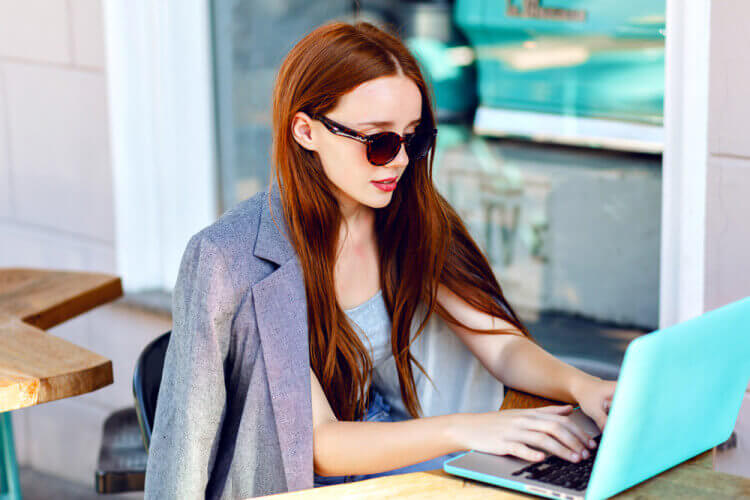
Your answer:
[251,185,313,491]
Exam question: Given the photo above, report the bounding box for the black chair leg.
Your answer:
[94,407,147,493]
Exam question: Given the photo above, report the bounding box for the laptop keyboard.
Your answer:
[510,434,602,491]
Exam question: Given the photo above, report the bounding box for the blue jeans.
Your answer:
[313,385,463,487]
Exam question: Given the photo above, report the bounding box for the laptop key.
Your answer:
[513,434,603,490]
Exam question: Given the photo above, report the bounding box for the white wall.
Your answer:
[0,1,170,490]
[705,0,750,475]
[705,0,750,312]
[661,0,750,324]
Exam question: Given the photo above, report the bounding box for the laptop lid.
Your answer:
[585,295,750,499]
[443,296,750,499]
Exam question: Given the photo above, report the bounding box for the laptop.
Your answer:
[443,295,750,500]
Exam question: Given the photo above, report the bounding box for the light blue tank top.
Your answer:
[343,289,419,421]
[343,289,391,367]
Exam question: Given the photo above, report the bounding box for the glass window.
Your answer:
[211,0,353,211]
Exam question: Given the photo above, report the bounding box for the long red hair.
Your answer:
[270,20,537,421]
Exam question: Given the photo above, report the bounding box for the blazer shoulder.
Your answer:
[187,191,271,292]
[196,191,265,246]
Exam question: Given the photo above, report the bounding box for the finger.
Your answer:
[524,414,589,458]
[591,408,607,432]
[535,413,597,451]
[517,429,582,463]
[531,417,593,458]
[506,442,548,462]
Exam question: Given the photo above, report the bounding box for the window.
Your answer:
[210,0,354,211]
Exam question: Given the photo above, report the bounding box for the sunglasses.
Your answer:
[310,113,437,166]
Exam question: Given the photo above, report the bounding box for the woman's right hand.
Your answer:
[449,405,597,463]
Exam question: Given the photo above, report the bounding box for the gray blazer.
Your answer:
[144,183,314,499]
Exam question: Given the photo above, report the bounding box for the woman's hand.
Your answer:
[448,405,599,463]
[570,374,617,433]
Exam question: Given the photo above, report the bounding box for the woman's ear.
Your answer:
[291,112,317,152]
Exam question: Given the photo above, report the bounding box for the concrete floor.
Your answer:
[18,465,143,500]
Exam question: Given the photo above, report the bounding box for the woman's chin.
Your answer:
[368,192,395,208]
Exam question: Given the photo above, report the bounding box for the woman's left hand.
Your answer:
[571,374,617,432]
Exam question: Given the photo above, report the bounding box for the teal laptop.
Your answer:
[443,295,750,500]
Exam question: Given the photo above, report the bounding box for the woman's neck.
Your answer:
[337,200,376,253]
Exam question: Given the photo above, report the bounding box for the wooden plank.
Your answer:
[0,316,113,412]
[0,268,123,330]
[263,469,536,499]
[500,387,563,411]
[261,457,750,499]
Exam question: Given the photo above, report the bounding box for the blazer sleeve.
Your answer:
[144,232,237,499]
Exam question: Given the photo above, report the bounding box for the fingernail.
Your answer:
[571,453,579,461]
[589,439,597,448]
[581,449,590,459]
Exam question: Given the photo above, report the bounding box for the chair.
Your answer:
[132,331,172,451]
[94,330,171,493]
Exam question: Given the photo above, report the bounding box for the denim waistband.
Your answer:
[364,384,392,421]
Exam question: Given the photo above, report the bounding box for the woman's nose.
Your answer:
[386,141,409,167]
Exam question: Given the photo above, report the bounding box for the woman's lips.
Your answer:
[371,177,397,192]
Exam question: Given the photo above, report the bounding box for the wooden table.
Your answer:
[0,267,123,499]
[261,389,750,499]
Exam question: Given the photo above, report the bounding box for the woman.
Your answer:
[144,20,616,500]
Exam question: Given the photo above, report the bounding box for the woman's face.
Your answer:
[291,75,423,215]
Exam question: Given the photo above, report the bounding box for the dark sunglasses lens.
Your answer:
[368,133,401,165]
[406,130,434,160]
